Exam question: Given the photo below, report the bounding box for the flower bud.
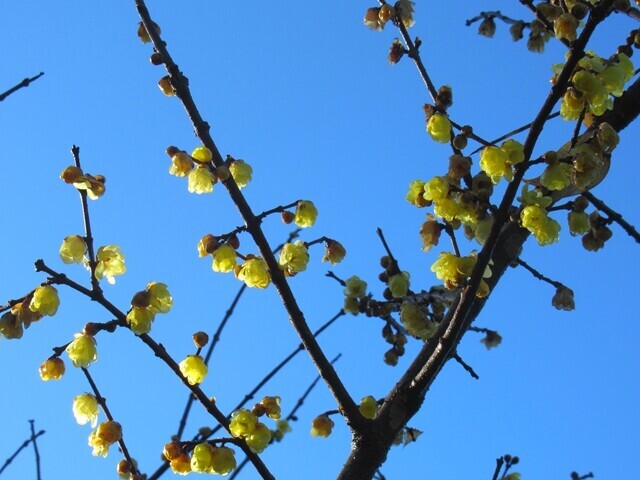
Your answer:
[193,331,209,348]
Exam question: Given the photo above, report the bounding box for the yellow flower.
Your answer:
[211,446,236,475]
[229,160,253,188]
[212,244,237,273]
[0,311,23,340]
[66,334,98,368]
[73,173,106,200]
[147,282,173,314]
[39,357,65,381]
[260,396,281,420]
[191,443,214,473]
[179,355,208,385]
[59,235,87,264]
[426,113,452,144]
[359,396,378,420]
[246,422,272,453]
[400,302,437,340]
[88,421,122,457]
[422,176,450,202]
[236,257,270,289]
[229,409,258,438]
[187,166,216,194]
[197,234,218,257]
[479,146,511,184]
[95,245,126,284]
[29,285,60,317]
[294,200,318,228]
[126,307,155,335]
[169,151,194,177]
[191,146,213,163]
[278,241,310,275]
[388,272,410,298]
[310,415,334,438]
[170,453,192,475]
[344,276,367,299]
[73,393,100,427]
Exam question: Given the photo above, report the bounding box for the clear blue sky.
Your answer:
[1,1,639,479]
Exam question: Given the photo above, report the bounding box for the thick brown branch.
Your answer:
[134,0,362,430]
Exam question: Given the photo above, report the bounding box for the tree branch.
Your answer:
[134,0,362,429]
[0,72,44,102]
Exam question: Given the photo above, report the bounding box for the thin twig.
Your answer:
[513,258,564,289]
[451,353,479,380]
[81,368,139,476]
[470,112,561,155]
[492,457,505,480]
[28,420,42,480]
[582,191,640,243]
[0,429,45,476]
[380,1,492,147]
[0,72,44,102]
[71,146,102,294]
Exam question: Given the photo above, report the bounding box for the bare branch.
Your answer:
[0,72,44,102]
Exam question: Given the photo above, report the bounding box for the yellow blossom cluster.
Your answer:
[126,282,173,334]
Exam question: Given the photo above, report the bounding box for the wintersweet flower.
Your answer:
[187,166,216,194]
[426,113,452,144]
[197,234,218,257]
[73,393,100,427]
[211,446,236,475]
[388,272,410,298]
[169,151,194,177]
[236,257,270,289]
[29,285,60,317]
[322,240,346,265]
[246,422,272,453]
[294,201,318,228]
[261,396,281,420]
[73,173,106,200]
[179,355,208,385]
[359,396,378,420]
[39,357,65,381]
[422,176,450,202]
[0,311,23,339]
[344,276,367,299]
[278,241,310,275]
[310,415,334,437]
[191,146,212,163]
[170,453,192,475]
[212,244,237,273]
[59,235,87,264]
[229,159,253,188]
[400,302,437,340]
[480,146,510,184]
[396,0,416,28]
[191,443,214,473]
[126,307,155,335]
[88,421,122,457]
[66,334,98,368]
[147,282,173,314]
[229,409,258,438]
[406,180,427,207]
[95,245,126,284]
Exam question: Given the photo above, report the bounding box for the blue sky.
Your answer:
[1,1,639,479]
